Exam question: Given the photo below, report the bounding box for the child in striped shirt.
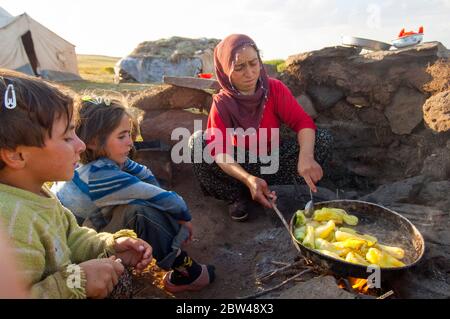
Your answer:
[53,95,215,293]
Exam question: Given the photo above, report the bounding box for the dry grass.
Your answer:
[62,54,154,94]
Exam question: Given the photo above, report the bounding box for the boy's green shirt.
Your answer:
[0,183,123,298]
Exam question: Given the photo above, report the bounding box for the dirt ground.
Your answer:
[132,163,304,299]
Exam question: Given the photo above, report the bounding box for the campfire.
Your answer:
[338,277,370,294]
[241,254,396,299]
[336,276,394,299]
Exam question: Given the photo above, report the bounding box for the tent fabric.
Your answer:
[0,7,14,27]
[0,8,81,81]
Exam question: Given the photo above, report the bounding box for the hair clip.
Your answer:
[4,84,17,109]
[82,95,111,106]
[81,95,93,102]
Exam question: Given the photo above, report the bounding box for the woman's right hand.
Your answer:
[79,256,124,299]
[245,175,276,209]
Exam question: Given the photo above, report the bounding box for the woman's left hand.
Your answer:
[113,237,153,273]
[298,154,323,193]
[178,221,193,244]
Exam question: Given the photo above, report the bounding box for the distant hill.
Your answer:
[76,54,121,82]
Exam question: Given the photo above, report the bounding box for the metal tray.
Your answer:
[342,36,391,51]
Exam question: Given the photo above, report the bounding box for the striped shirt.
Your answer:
[53,157,191,222]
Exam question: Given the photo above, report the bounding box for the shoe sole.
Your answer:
[163,265,212,293]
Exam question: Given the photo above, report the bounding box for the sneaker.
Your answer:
[163,265,215,293]
[228,198,249,222]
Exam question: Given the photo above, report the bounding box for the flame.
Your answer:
[349,277,370,294]
[337,277,371,294]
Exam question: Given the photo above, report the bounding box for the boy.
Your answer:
[0,69,152,299]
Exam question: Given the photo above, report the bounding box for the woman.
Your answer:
[189,34,332,222]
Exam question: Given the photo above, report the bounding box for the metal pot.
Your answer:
[289,200,425,281]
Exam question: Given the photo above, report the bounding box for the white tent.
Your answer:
[0,7,81,81]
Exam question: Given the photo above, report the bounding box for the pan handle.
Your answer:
[269,199,301,253]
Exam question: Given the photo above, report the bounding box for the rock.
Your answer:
[338,190,359,199]
[360,175,426,205]
[140,109,207,147]
[115,37,220,83]
[346,161,379,177]
[295,94,318,119]
[307,85,344,111]
[420,148,450,180]
[384,87,427,135]
[423,90,450,132]
[328,100,359,122]
[133,149,173,187]
[116,55,203,83]
[319,120,393,148]
[271,276,355,299]
[423,59,450,94]
[386,203,450,299]
[131,84,212,113]
[357,107,390,127]
[163,76,220,91]
[418,181,450,206]
[280,43,449,190]
[346,96,370,108]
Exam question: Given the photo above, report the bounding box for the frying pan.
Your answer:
[287,200,425,280]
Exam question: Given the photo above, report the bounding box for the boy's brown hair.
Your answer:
[0,69,76,169]
[76,95,139,164]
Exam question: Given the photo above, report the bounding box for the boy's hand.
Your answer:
[79,256,124,299]
[178,220,193,244]
[113,237,152,273]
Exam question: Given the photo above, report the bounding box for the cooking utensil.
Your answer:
[289,200,425,280]
[269,199,301,253]
[342,36,392,51]
[292,177,315,217]
[304,188,314,217]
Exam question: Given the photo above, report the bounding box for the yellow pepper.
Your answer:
[339,227,357,234]
[314,220,336,239]
[366,248,406,268]
[294,226,306,242]
[335,230,377,247]
[313,208,358,226]
[375,243,405,260]
[332,238,366,250]
[302,225,315,249]
[295,210,306,227]
[315,238,350,257]
[345,252,370,266]
[313,208,344,224]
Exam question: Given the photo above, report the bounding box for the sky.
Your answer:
[2,0,449,60]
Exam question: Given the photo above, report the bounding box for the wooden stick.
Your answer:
[257,261,304,282]
[377,290,394,299]
[270,260,290,267]
[239,269,313,299]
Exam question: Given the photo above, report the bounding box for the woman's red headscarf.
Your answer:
[213,34,269,130]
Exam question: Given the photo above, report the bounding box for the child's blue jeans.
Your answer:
[82,204,189,271]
